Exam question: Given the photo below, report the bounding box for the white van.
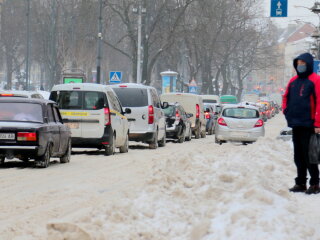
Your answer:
[110,83,166,149]
[160,93,206,139]
[201,94,220,104]
[49,83,131,155]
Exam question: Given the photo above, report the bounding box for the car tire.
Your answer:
[149,131,158,149]
[105,134,116,156]
[158,130,166,147]
[215,137,222,145]
[37,144,51,168]
[185,127,192,141]
[200,127,206,138]
[0,156,5,165]
[60,139,71,163]
[119,133,129,153]
[178,128,185,143]
[194,126,200,139]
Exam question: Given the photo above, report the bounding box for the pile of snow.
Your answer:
[47,115,320,240]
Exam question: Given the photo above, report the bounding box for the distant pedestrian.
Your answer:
[282,52,320,194]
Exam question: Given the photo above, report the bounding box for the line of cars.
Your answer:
[0,85,272,168]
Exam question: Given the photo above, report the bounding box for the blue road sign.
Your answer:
[109,71,122,83]
[270,0,287,17]
[314,60,320,75]
[189,86,197,94]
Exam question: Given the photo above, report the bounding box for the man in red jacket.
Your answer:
[282,52,320,194]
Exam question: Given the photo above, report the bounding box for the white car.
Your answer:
[0,90,44,99]
[110,83,167,149]
[50,83,131,155]
[215,104,265,145]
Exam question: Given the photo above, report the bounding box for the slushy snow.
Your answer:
[1,114,320,239]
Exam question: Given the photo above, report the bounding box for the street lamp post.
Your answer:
[96,0,103,84]
[25,0,30,90]
[133,2,146,84]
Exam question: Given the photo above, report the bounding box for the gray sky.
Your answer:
[263,0,319,28]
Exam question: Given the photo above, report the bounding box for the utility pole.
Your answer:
[136,3,142,84]
[96,0,103,84]
[25,0,30,90]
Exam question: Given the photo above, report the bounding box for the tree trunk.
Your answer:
[214,68,221,95]
[221,66,228,95]
[237,68,243,100]
[5,52,13,90]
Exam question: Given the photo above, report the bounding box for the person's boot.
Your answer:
[289,184,307,192]
[305,185,320,194]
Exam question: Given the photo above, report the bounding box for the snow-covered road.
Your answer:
[1,114,320,240]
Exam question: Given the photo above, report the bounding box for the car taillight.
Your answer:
[254,119,264,127]
[218,117,227,126]
[175,110,180,120]
[196,104,200,118]
[0,94,14,97]
[205,112,210,119]
[148,105,154,124]
[17,132,37,141]
[104,107,111,125]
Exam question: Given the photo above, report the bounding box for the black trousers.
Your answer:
[292,127,319,185]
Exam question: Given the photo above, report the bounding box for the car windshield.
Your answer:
[163,105,175,117]
[203,99,217,103]
[112,88,148,107]
[50,91,105,110]
[204,105,211,112]
[0,102,43,122]
[222,108,259,119]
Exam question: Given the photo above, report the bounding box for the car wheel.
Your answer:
[158,130,166,147]
[119,133,129,153]
[215,137,222,145]
[149,131,158,149]
[185,127,192,141]
[36,144,51,168]
[194,126,200,139]
[178,128,185,143]
[200,127,206,138]
[0,156,5,165]
[60,139,71,163]
[105,134,116,156]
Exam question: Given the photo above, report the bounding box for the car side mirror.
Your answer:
[162,102,169,109]
[124,108,132,114]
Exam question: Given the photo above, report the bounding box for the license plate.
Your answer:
[65,122,79,129]
[231,132,248,138]
[0,133,15,140]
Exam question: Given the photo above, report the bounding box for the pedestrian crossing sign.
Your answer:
[109,71,122,83]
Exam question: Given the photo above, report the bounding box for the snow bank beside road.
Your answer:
[48,115,320,240]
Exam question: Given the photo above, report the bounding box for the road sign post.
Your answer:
[270,0,287,17]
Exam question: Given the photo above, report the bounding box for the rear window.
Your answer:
[0,102,43,122]
[112,88,148,107]
[222,108,259,119]
[163,106,175,117]
[203,99,217,103]
[50,91,106,110]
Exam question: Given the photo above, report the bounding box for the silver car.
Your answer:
[110,83,167,149]
[215,104,265,145]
